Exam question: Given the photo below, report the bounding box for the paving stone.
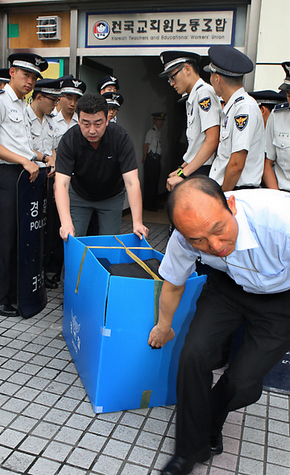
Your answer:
[66,446,97,469]
[18,435,48,454]
[28,457,61,474]
[2,451,35,472]
[92,454,122,475]
[0,429,26,448]
[103,438,131,459]
[42,440,72,462]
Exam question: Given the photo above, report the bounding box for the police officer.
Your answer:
[159,51,221,191]
[102,91,124,122]
[264,62,290,192]
[97,75,119,94]
[54,77,86,147]
[0,53,48,317]
[47,77,86,283]
[249,89,286,127]
[0,68,10,90]
[26,78,63,289]
[206,45,265,191]
[142,112,166,211]
[27,78,61,171]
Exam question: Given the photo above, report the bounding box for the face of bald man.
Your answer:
[173,190,239,258]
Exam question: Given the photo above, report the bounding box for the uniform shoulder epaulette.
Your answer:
[0,89,5,94]
[234,96,244,104]
[196,84,203,91]
[274,102,289,112]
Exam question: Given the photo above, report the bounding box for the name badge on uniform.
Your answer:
[235,114,249,131]
[199,97,211,112]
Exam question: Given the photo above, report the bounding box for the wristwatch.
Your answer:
[42,154,48,163]
[177,168,187,179]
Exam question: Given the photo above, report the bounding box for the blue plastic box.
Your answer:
[63,233,206,413]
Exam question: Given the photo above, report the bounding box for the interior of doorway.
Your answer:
[77,54,210,197]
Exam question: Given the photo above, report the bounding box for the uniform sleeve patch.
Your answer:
[199,97,211,112]
[234,114,249,131]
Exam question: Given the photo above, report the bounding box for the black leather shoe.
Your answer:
[44,275,58,289]
[0,303,20,317]
[161,451,210,475]
[52,273,60,283]
[211,433,223,455]
[160,455,193,475]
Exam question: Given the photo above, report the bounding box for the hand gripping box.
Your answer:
[63,233,207,413]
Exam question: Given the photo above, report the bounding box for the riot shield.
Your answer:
[17,168,48,318]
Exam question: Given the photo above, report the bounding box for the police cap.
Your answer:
[34,77,62,97]
[152,112,166,120]
[97,75,119,93]
[0,68,10,84]
[60,77,86,96]
[8,52,48,79]
[159,51,201,77]
[102,91,124,108]
[204,45,253,77]
[279,62,290,91]
[249,89,286,106]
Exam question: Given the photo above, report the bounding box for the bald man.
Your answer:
[148,176,290,475]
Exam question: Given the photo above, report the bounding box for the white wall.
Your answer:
[254,0,290,90]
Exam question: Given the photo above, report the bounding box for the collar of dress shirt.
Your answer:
[4,83,23,103]
[230,196,259,252]
[26,104,39,121]
[223,87,245,116]
[186,77,204,105]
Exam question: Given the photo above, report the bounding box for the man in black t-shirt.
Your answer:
[55,93,148,240]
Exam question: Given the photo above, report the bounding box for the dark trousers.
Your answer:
[0,164,22,303]
[176,270,290,457]
[143,153,161,210]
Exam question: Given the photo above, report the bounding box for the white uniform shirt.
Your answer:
[160,189,290,294]
[145,126,162,155]
[54,110,78,148]
[26,104,57,155]
[210,88,264,187]
[0,84,36,164]
[183,78,221,166]
[265,103,290,191]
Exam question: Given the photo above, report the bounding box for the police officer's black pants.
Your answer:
[175,270,290,458]
[143,154,161,210]
[0,165,22,303]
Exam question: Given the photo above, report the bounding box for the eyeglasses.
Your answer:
[42,94,60,105]
[167,66,184,84]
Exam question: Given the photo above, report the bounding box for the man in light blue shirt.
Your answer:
[149,176,290,475]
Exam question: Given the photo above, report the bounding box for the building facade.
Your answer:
[0,0,289,193]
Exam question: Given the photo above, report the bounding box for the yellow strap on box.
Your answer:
[75,236,162,294]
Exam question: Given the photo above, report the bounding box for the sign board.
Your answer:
[86,10,236,50]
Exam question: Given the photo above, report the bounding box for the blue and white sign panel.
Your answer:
[86,10,236,50]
